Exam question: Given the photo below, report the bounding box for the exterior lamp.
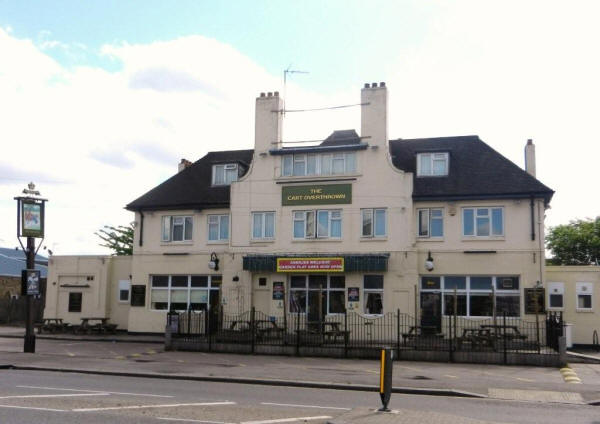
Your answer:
[424,251,434,271]
[208,252,219,271]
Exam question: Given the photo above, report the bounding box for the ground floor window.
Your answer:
[289,274,345,316]
[576,282,593,311]
[68,292,82,312]
[364,275,384,315]
[421,275,520,317]
[150,275,221,311]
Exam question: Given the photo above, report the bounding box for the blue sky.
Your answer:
[0,1,599,254]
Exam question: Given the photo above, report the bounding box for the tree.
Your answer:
[546,217,600,265]
[95,224,134,256]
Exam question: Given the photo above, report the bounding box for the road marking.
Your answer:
[444,374,458,379]
[0,404,66,412]
[17,385,174,398]
[73,401,236,412]
[157,418,232,424]
[0,393,110,399]
[516,377,534,382]
[261,402,350,411]
[115,355,126,359]
[241,416,331,424]
[130,353,142,357]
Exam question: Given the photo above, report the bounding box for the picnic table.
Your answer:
[35,318,67,334]
[402,326,444,341]
[299,321,350,344]
[223,319,284,341]
[456,328,494,349]
[75,317,118,335]
[480,325,527,340]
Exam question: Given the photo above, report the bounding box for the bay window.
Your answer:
[281,152,356,177]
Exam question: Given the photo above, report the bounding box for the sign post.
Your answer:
[15,183,47,354]
[379,348,393,411]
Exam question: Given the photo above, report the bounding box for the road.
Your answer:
[0,369,597,424]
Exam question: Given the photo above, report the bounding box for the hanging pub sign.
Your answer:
[282,184,352,206]
[272,281,285,300]
[276,257,344,273]
[348,287,360,302]
[19,199,45,238]
[21,269,40,296]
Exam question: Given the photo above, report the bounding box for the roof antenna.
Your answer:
[283,64,309,116]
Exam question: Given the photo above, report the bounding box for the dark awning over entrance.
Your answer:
[242,254,389,273]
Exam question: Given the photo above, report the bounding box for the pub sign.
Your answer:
[19,199,45,238]
[282,184,352,206]
[277,257,344,272]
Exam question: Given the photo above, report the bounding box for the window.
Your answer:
[417,153,448,176]
[252,212,275,239]
[212,164,238,185]
[293,210,341,239]
[289,275,346,315]
[364,275,384,315]
[281,152,357,177]
[150,275,221,311]
[68,292,82,312]
[417,208,443,237]
[361,209,387,238]
[208,214,229,241]
[118,280,131,302]
[547,282,564,309]
[161,216,193,242]
[576,282,593,310]
[463,207,503,237]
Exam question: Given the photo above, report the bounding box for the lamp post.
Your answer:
[15,182,47,353]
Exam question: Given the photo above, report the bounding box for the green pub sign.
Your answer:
[282,184,352,206]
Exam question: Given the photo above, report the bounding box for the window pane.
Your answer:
[171,276,188,287]
[290,290,307,313]
[549,294,563,308]
[421,276,440,290]
[445,276,466,290]
[329,291,345,313]
[345,152,356,173]
[290,275,306,288]
[470,277,493,290]
[119,290,129,301]
[470,294,492,316]
[151,290,168,310]
[293,155,305,176]
[364,292,383,314]
[578,295,592,309]
[431,215,443,237]
[309,275,327,289]
[496,295,520,316]
[307,154,317,175]
[190,290,208,303]
[253,213,262,238]
[225,166,237,184]
[317,210,329,237]
[219,215,229,240]
[282,156,293,176]
[184,217,193,240]
[375,209,386,236]
[209,221,218,241]
[210,275,222,287]
[305,211,314,238]
[443,294,467,316]
[331,217,341,238]
[264,212,274,238]
[418,209,429,236]
[463,209,474,235]
[191,276,208,287]
[364,275,383,289]
[171,289,188,302]
[419,154,431,175]
[432,157,446,175]
[294,219,305,238]
[492,208,503,235]
[172,223,183,241]
[321,154,331,175]
[476,216,489,236]
[362,209,373,237]
[152,275,169,287]
[162,216,171,241]
[332,154,344,174]
[330,276,345,288]
[213,165,224,185]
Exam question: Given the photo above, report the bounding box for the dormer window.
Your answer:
[212,164,238,185]
[417,153,449,176]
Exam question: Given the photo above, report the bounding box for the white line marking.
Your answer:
[0,393,110,399]
[0,404,66,412]
[261,402,350,411]
[73,401,235,412]
[17,385,174,398]
[241,416,332,424]
[157,418,232,424]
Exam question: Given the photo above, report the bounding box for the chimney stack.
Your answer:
[178,158,192,173]
[524,139,536,177]
[360,82,388,149]
[255,91,283,154]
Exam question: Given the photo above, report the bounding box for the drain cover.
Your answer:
[412,375,432,380]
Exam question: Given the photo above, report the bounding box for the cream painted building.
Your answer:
[45,83,600,345]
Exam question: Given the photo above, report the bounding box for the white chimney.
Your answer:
[360,82,388,148]
[524,139,536,177]
[178,158,192,173]
[255,91,283,154]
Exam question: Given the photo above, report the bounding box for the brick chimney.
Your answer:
[178,158,192,173]
[255,91,283,154]
[360,82,388,149]
[524,139,536,177]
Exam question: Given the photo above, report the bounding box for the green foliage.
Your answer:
[95,223,134,256]
[546,217,600,265]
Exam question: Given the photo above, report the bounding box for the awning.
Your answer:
[242,254,389,273]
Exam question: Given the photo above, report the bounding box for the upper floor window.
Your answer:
[361,208,387,238]
[208,214,229,241]
[418,208,443,238]
[282,152,356,177]
[463,207,503,237]
[252,211,275,240]
[161,216,193,242]
[293,209,342,239]
[417,152,448,176]
[212,164,238,185]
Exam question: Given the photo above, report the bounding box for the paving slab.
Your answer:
[328,407,508,424]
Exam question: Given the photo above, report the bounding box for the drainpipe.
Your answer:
[138,211,144,247]
[530,196,535,241]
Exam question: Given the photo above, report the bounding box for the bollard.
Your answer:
[379,348,393,411]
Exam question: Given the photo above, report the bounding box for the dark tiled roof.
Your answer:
[389,135,554,203]
[0,247,48,277]
[126,149,254,211]
[320,130,361,146]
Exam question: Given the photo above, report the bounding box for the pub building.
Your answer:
[44,83,596,346]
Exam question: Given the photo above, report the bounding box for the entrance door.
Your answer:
[420,292,441,333]
[208,289,220,335]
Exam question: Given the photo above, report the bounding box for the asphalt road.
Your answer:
[0,370,597,424]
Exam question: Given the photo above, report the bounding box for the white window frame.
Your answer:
[208,214,229,242]
[288,275,346,315]
[212,163,238,186]
[363,275,384,315]
[251,211,275,240]
[576,282,593,311]
[150,275,221,312]
[361,208,387,238]
[281,152,357,177]
[462,207,504,237]
[161,215,193,242]
[547,282,565,310]
[417,208,443,238]
[293,209,342,240]
[118,280,131,303]
[417,152,449,176]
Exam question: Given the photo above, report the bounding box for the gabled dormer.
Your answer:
[416,151,449,177]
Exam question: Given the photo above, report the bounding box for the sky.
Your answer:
[0,0,599,255]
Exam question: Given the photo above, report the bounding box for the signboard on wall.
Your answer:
[21,269,40,296]
[276,257,344,273]
[348,287,360,302]
[272,282,285,300]
[131,285,146,307]
[282,184,352,206]
[524,288,546,314]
